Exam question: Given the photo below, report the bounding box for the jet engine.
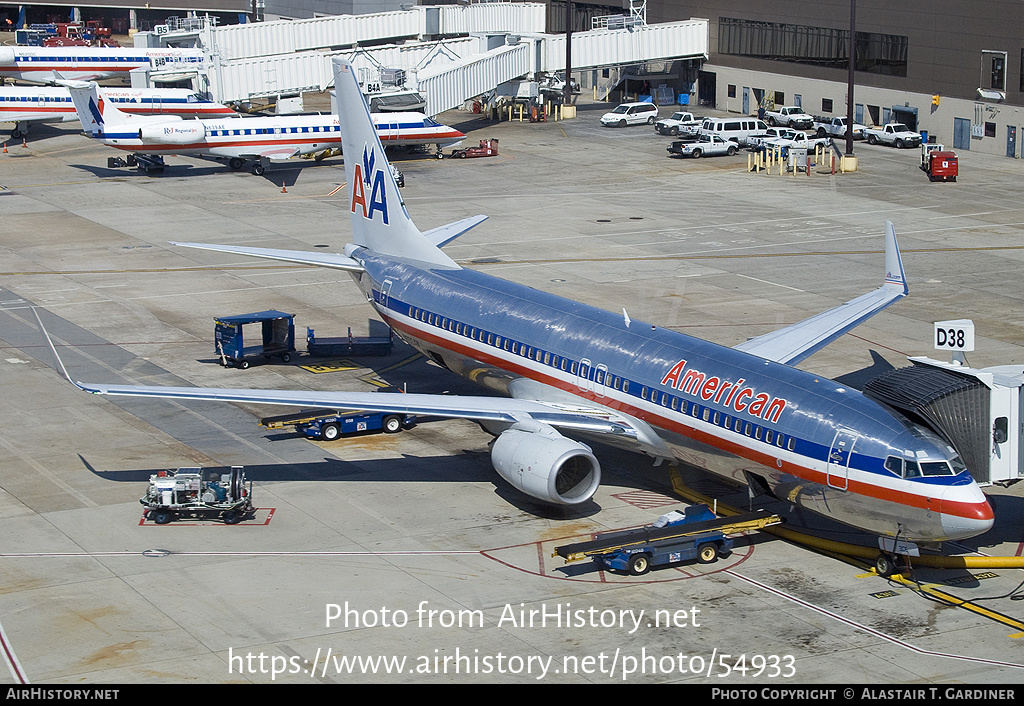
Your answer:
[490,421,600,505]
[0,47,16,65]
[138,121,205,144]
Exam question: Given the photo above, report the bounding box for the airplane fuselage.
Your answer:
[89,111,464,158]
[0,46,204,82]
[346,250,993,543]
[1,86,234,125]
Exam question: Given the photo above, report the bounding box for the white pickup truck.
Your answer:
[744,126,798,149]
[812,116,866,140]
[864,123,922,148]
[763,106,814,130]
[763,131,831,151]
[667,134,738,158]
[654,111,703,136]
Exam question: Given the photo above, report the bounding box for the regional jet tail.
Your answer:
[60,58,993,555]
[61,79,466,175]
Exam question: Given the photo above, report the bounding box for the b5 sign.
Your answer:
[934,319,975,351]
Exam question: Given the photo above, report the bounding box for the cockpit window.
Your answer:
[884,456,923,478]
[921,461,955,476]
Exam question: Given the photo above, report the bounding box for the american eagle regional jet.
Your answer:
[62,79,465,174]
[62,58,994,564]
[1,85,235,138]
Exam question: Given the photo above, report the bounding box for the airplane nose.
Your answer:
[940,484,994,540]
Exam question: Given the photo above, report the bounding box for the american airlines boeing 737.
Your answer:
[63,80,465,174]
[58,59,994,570]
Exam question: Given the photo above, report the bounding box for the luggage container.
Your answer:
[215,310,296,368]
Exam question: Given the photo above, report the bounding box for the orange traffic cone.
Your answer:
[281,183,287,193]
[22,137,27,148]
[2,143,7,153]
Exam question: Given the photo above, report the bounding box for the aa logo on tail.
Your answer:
[350,145,389,225]
[88,96,105,126]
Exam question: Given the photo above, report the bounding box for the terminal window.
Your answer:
[718,18,908,77]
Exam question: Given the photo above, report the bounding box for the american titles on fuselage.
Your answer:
[660,358,787,424]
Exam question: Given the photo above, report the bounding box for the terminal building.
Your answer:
[644,1,1024,157]
[2,0,1023,156]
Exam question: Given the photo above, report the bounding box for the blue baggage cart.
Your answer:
[215,310,296,369]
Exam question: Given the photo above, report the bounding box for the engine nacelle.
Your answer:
[0,47,16,65]
[491,422,600,505]
[138,121,205,144]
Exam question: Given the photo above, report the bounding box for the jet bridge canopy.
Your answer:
[864,361,992,483]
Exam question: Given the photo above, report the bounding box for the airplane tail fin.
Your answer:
[331,58,460,268]
[59,78,131,137]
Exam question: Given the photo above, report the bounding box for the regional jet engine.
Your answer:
[138,121,206,144]
[491,421,600,505]
[0,47,16,66]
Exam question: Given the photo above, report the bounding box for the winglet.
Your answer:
[883,220,908,296]
[33,307,87,392]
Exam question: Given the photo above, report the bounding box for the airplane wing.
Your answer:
[72,381,639,437]
[733,222,908,365]
[170,241,364,272]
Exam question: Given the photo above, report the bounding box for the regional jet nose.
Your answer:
[940,484,994,540]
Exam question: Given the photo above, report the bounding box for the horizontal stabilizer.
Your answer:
[422,215,488,248]
[170,241,364,272]
[734,221,907,365]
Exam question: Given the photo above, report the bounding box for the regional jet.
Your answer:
[63,80,466,174]
[56,59,994,571]
[0,45,204,83]
[1,85,235,138]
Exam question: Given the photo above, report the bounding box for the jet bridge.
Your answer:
[147,8,708,116]
[864,357,1024,485]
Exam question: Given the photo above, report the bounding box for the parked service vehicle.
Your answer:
[668,134,738,158]
[764,106,814,129]
[812,116,866,140]
[140,466,254,525]
[763,131,831,151]
[744,126,798,149]
[600,101,659,127]
[864,123,923,148]
[921,143,958,182]
[699,117,769,144]
[655,110,701,136]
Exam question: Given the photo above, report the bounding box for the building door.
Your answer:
[1008,126,1017,158]
[953,118,971,150]
[742,87,749,114]
[697,70,716,108]
[892,106,918,131]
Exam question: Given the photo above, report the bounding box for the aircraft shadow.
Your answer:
[833,349,897,391]
[78,451,607,519]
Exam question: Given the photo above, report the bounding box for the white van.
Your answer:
[699,117,769,144]
[600,102,659,127]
